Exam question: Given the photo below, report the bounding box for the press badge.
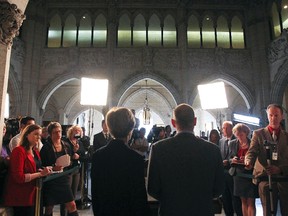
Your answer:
[272,144,278,161]
[272,152,278,160]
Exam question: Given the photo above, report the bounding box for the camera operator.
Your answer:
[245,104,288,216]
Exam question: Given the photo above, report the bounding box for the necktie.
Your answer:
[272,131,277,141]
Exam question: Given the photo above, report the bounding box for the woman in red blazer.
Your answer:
[4,124,52,216]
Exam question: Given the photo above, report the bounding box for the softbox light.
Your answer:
[80,78,108,106]
[197,82,228,109]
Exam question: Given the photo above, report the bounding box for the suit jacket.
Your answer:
[219,135,236,161]
[91,139,149,216]
[93,131,111,151]
[228,138,251,160]
[4,146,41,206]
[147,132,224,216]
[245,127,288,183]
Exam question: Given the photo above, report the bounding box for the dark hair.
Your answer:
[209,129,220,140]
[20,116,35,125]
[101,120,105,126]
[20,124,42,150]
[47,122,62,135]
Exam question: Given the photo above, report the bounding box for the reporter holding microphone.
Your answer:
[4,124,52,216]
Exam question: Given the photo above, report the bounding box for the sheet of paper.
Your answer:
[55,154,71,167]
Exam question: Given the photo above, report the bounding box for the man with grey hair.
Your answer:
[245,103,288,216]
[148,103,224,216]
[219,121,242,216]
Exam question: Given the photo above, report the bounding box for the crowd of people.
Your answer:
[0,103,287,216]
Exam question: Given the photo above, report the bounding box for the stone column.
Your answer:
[0,1,27,150]
[58,108,68,125]
[176,4,187,103]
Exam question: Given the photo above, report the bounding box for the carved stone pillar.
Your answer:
[0,1,27,150]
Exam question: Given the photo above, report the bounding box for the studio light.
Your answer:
[233,113,260,126]
[80,78,108,106]
[197,82,228,109]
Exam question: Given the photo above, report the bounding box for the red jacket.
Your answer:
[4,145,40,206]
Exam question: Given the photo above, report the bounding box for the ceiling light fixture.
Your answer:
[143,79,151,125]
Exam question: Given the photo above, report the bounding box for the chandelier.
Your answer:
[143,79,151,125]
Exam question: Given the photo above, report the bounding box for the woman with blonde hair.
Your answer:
[65,125,86,198]
[229,123,258,216]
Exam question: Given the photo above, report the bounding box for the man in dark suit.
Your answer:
[219,121,242,216]
[147,103,224,216]
[93,120,112,151]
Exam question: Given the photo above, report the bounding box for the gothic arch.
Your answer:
[113,72,181,107]
[271,59,288,104]
[188,73,255,112]
[37,72,79,110]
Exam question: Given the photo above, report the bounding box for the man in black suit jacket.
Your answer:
[148,103,224,216]
[93,120,112,151]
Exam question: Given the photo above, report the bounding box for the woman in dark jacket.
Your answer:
[91,107,150,216]
[40,122,79,216]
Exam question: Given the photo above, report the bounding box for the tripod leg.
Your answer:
[267,159,274,216]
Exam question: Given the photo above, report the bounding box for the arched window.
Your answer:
[78,14,92,47]
[202,15,215,48]
[47,14,61,47]
[118,14,131,47]
[133,14,146,47]
[281,0,288,29]
[94,14,107,47]
[148,14,161,47]
[163,15,176,47]
[63,14,77,47]
[187,15,200,48]
[272,2,281,38]
[231,16,244,49]
[217,15,229,48]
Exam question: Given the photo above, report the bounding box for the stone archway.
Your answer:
[270,59,288,104]
[37,72,78,110]
[114,71,181,106]
[189,73,255,112]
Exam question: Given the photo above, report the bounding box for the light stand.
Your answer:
[78,78,109,210]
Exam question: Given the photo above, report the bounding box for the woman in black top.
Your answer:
[40,122,79,216]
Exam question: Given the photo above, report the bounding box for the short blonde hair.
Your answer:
[106,107,135,139]
[232,123,250,136]
[66,125,83,139]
